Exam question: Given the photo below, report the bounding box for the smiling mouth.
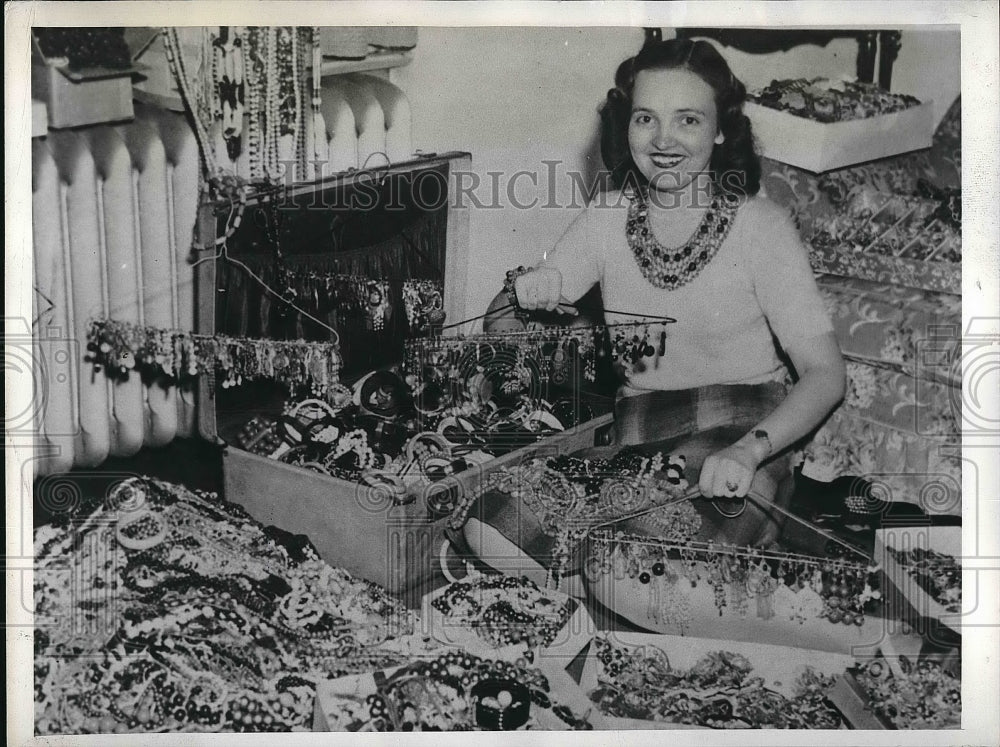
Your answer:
[648,153,685,168]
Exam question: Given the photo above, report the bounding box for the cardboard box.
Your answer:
[587,632,855,728]
[586,543,885,655]
[745,99,933,174]
[31,61,135,129]
[828,673,893,729]
[875,526,962,635]
[809,243,961,296]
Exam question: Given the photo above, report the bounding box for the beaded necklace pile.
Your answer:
[626,186,741,291]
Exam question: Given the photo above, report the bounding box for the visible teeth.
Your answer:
[650,155,683,167]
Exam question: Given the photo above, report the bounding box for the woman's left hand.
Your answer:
[699,443,763,498]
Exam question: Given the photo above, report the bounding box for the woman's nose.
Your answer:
[652,127,677,149]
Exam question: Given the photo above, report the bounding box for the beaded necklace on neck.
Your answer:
[626,185,741,291]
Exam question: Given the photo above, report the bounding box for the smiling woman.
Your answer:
[484,38,846,528]
[627,67,724,198]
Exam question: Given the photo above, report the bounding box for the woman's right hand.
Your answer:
[513,267,575,313]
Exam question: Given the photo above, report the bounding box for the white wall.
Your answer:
[394,27,646,327]
[892,27,962,127]
[394,27,961,325]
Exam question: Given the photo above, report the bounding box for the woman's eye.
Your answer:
[682,116,700,126]
[633,114,653,125]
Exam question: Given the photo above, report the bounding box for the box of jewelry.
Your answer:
[31,28,139,129]
[222,409,613,596]
[587,632,854,729]
[875,526,961,634]
[744,79,933,174]
[312,650,604,731]
[192,152,616,595]
[420,571,596,677]
[807,189,961,295]
[584,530,885,654]
[828,654,961,729]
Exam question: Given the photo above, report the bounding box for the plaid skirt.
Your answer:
[610,382,794,547]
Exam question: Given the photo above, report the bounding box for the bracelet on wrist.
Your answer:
[503,266,531,320]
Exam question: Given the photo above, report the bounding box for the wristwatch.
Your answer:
[749,429,773,461]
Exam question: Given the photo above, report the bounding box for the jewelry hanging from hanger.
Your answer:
[165,26,314,193]
[87,319,341,395]
[364,280,391,332]
[401,279,445,334]
[586,530,880,627]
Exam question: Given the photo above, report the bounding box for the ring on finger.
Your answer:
[725,479,739,493]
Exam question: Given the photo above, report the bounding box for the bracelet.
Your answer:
[116,509,168,551]
[472,679,531,730]
[503,266,531,319]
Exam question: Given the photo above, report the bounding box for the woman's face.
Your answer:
[628,67,723,194]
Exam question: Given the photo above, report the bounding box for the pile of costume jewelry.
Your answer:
[318,652,595,731]
[449,450,698,585]
[33,477,437,734]
[851,657,961,729]
[587,531,881,630]
[809,187,961,263]
[590,636,842,728]
[749,78,922,122]
[429,572,575,650]
[885,547,961,614]
[233,367,595,489]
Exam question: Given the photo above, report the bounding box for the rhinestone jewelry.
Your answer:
[626,187,740,291]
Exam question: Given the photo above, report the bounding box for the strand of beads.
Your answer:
[264,26,279,178]
[290,26,305,180]
[162,27,220,181]
[243,27,263,180]
[310,26,323,177]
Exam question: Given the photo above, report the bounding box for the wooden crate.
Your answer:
[195,152,615,594]
[221,413,611,595]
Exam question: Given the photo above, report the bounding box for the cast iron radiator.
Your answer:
[30,78,415,475]
[31,104,201,475]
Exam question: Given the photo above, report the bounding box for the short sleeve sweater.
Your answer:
[540,191,834,393]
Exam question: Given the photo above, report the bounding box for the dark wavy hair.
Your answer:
[600,38,761,196]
